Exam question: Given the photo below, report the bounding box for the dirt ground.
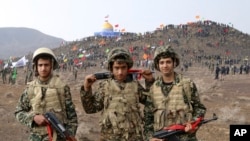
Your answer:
[0,64,249,141]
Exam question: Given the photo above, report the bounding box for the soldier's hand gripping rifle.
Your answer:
[44,112,77,141]
[153,113,218,141]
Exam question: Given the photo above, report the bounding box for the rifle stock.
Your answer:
[94,69,154,80]
[94,72,111,80]
[44,112,77,141]
[153,113,218,140]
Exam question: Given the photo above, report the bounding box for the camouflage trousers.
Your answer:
[99,128,144,141]
[176,133,198,141]
[2,75,6,83]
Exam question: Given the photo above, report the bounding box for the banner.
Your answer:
[12,56,27,67]
[4,63,8,69]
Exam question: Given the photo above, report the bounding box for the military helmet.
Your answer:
[32,47,59,70]
[107,47,133,70]
[153,45,180,70]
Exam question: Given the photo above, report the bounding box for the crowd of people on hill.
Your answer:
[0,20,249,85]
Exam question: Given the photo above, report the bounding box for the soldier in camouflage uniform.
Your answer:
[144,45,206,141]
[25,68,33,84]
[1,68,7,84]
[80,47,155,141]
[14,47,78,141]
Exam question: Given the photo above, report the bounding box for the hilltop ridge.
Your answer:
[48,20,250,69]
[1,20,250,66]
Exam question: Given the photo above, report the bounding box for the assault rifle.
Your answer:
[94,69,153,80]
[44,112,77,141]
[153,113,218,141]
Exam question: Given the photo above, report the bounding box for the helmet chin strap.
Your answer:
[51,59,54,74]
[34,65,39,77]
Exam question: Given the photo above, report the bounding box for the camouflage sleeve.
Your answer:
[80,81,105,114]
[145,79,155,90]
[14,88,35,128]
[143,90,155,140]
[138,79,155,104]
[191,82,207,119]
[137,79,155,140]
[64,85,78,136]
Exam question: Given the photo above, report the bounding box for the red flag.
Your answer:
[71,45,77,51]
[104,15,109,18]
[143,54,148,60]
[225,50,231,55]
[115,24,119,28]
[129,46,133,53]
[159,40,164,46]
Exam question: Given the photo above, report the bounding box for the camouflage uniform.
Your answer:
[80,48,154,141]
[25,69,33,84]
[144,46,206,141]
[14,47,78,141]
[1,68,7,84]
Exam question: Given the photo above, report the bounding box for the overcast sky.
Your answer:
[0,0,249,41]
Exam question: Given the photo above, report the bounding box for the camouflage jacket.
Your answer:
[80,77,154,113]
[80,77,154,141]
[144,72,206,141]
[14,76,78,141]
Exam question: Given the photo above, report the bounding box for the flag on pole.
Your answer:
[106,48,110,53]
[104,15,109,18]
[12,56,27,67]
[195,15,200,20]
[4,63,8,69]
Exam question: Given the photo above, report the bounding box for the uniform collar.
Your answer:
[157,72,181,86]
[37,75,53,84]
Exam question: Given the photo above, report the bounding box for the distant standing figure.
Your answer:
[25,68,33,84]
[1,68,7,84]
[215,65,220,79]
[11,67,17,84]
[73,66,78,81]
